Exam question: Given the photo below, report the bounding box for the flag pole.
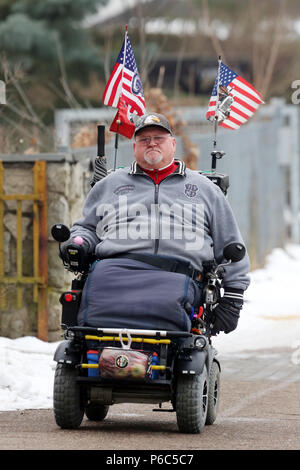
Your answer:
[121,25,128,86]
[113,25,128,171]
[212,55,222,172]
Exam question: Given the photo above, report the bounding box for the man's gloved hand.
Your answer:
[59,236,90,272]
[210,297,243,336]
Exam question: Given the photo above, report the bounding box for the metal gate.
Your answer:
[0,160,48,341]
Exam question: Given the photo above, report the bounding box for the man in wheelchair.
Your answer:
[60,112,250,336]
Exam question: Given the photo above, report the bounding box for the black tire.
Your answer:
[53,363,85,429]
[85,403,109,421]
[206,360,220,425]
[176,366,208,434]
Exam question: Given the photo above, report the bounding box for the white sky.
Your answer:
[84,0,140,26]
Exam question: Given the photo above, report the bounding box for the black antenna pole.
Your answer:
[97,124,105,157]
[113,121,120,171]
[90,125,107,187]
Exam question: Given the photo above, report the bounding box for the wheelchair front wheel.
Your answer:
[53,363,85,429]
[85,403,109,421]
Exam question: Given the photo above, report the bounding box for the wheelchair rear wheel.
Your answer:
[206,360,220,425]
[175,365,208,434]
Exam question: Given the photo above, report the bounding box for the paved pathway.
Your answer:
[1,347,299,451]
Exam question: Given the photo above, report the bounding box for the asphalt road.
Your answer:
[1,347,299,452]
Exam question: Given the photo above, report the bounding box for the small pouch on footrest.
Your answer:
[98,329,152,380]
[99,347,152,380]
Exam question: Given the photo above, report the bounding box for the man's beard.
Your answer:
[144,149,163,166]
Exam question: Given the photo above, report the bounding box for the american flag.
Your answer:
[102,32,146,116]
[206,61,264,130]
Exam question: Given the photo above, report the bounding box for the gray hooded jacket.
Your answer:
[70,159,250,292]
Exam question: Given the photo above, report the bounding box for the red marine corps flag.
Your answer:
[206,59,264,130]
[109,96,136,138]
[102,26,146,139]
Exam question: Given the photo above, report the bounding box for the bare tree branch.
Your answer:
[5,100,41,125]
[134,0,171,87]
[45,80,78,109]
[0,113,47,151]
[135,0,147,83]
[260,0,286,97]
[0,52,24,84]
[173,34,188,99]
[250,1,260,88]
[54,33,82,109]
[10,77,45,128]
[201,0,227,62]
[104,28,113,83]
[0,53,52,137]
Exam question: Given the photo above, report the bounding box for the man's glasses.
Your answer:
[135,135,170,146]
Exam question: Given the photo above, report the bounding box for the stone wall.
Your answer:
[0,159,87,341]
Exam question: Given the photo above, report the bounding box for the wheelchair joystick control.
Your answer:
[74,236,84,246]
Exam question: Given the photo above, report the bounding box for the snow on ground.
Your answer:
[0,245,300,411]
[214,243,300,354]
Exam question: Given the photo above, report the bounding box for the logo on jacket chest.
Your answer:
[114,184,135,195]
[184,183,199,198]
